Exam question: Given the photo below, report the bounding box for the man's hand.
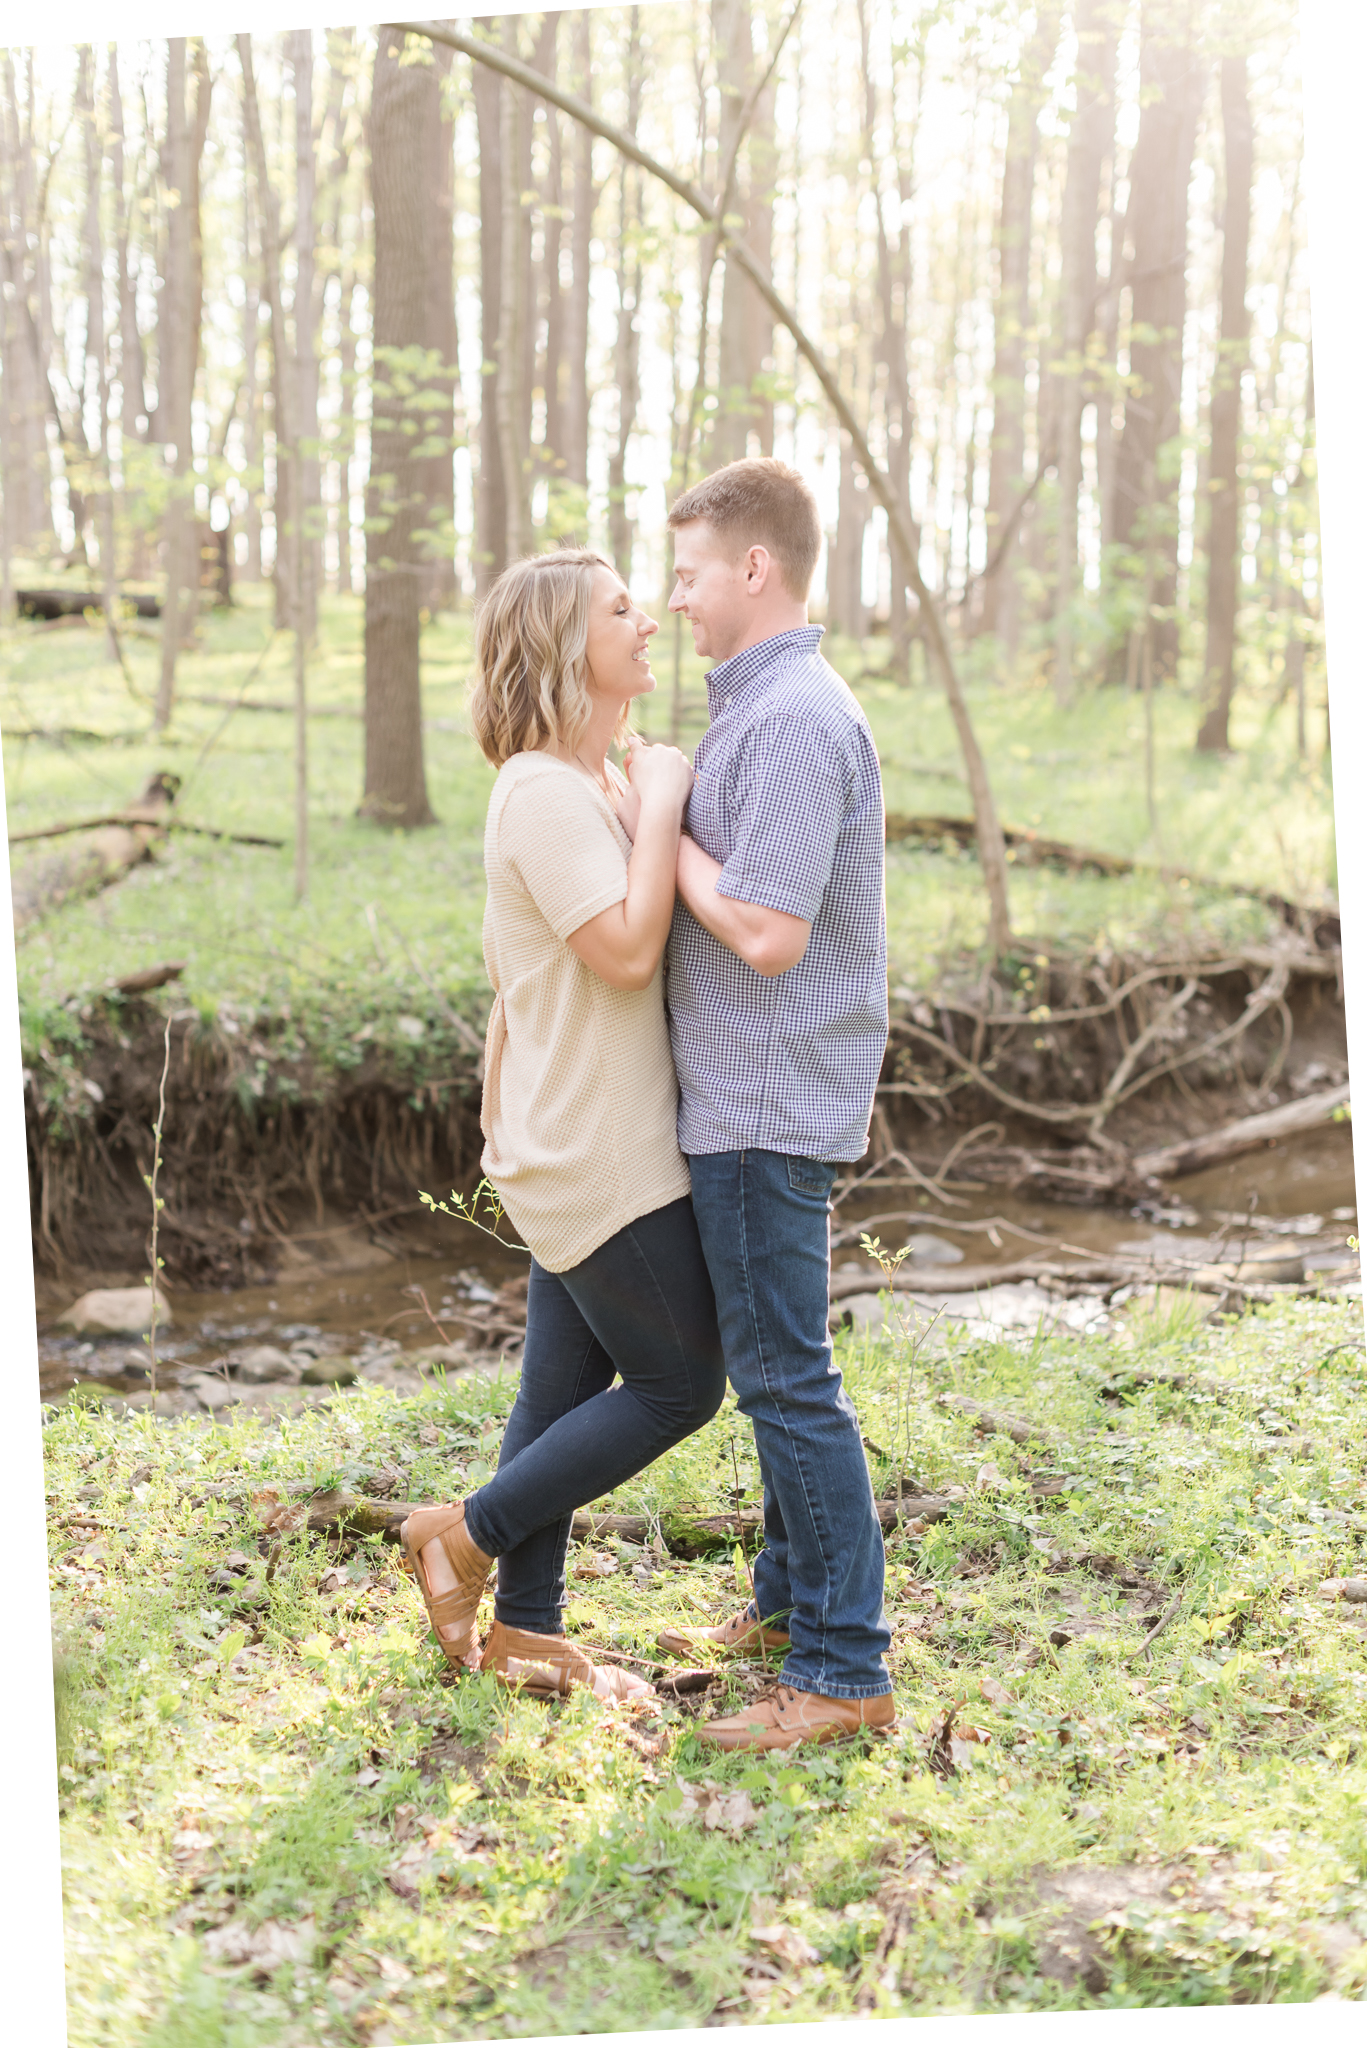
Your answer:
[676,833,812,977]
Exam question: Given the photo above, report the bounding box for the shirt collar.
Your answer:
[705,626,825,714]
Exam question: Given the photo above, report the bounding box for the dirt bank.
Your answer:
[24,936,1348,1284]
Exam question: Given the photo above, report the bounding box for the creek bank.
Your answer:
[23,934,1349,1286]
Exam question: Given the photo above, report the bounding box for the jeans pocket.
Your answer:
[786,1154,838,1199]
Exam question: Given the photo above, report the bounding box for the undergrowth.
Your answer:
[48,1296,1367,2045]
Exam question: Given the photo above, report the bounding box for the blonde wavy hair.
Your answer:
[469,548,629,768]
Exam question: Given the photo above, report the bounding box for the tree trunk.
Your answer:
[1195,55,1252,755]
[541,91,565,476]
[361,27,437,830]
[977,3,1060,667]
[335,278,356,596]
[241,35,308,890]
[473,21,506,593]
[608,12,644,581]
[425,35,459,610]
[288,30,319,644]
[1109,2,1204,683]
[496,14,532,562]
[155,40,191,729]
[240,173,262,582]
[560,11,594,496]
[712,0,775,467]
[1052,0,1117,707]
[859,0,922,680]
[828,421,870,640]
[1,53,54,555]
[80,48,119,656]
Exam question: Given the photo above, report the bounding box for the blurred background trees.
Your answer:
[0,0,1320,818]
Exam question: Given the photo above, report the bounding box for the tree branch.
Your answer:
[395,18,1014,954]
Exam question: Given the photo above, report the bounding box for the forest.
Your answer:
[17,10,1366,2040]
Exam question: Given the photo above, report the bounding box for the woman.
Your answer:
[401,549,726,1705]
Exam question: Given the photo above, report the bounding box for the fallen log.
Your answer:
[938,1394,1070,1446]
[10,813,283,849]
[10,772,180,934]
[828,1248,1356,1307]
[884,812,1339,941]
[1131,1083,1351,1181]
[16,585,161,621]
[289,1489,959,1553]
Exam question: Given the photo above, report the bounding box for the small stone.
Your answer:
[299,1354,359,1387]
[57,1286,172,1337]
[231,1344,298,1384]
[182,1373,240,1411]
[903,1232,965,1265]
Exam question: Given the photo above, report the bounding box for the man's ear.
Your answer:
[745,546,773,592]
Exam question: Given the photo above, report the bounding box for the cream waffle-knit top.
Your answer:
[479,752,691,1272]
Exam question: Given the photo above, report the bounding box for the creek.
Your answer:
[36,1122,1358,1414]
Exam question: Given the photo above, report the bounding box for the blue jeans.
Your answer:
[462,1196,726,1633]
[688,1149,891,1700]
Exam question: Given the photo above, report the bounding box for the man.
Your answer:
[656,456,894,1751]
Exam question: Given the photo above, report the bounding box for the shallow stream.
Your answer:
[36,1123,1359,1414]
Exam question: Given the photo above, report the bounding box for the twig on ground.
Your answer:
[1130,1593,1183,1662]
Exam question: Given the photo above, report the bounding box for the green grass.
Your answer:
[2,585,1334,1065]
[48,1297,1367,2044]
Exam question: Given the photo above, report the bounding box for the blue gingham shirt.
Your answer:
[666,627,888,1161]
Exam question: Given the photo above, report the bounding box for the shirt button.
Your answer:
[724,695,732,707]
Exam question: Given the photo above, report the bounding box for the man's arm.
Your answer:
[675,833,812,977]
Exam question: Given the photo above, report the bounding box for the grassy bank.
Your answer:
[49,1294,1367,2045]
[4,586,1333,1069]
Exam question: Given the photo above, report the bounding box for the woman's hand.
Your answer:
[625,733,693,817]
[567,738,693,991]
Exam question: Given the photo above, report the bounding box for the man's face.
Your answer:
[667,520,750,663]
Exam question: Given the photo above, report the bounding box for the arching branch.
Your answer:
[395,19,1013,952]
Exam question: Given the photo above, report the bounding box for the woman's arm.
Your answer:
[566,738,694,990]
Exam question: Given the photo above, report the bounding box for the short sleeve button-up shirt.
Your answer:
[665,626,888,1163]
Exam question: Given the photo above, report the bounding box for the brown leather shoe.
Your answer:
[697,1682,895,1752]
[657,1607,791,1660]
[399,1501,493,1672]
[480,1620,657,1703]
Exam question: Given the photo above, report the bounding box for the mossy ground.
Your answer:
[4,586,1331,1074]
[49,1294,1367,2045]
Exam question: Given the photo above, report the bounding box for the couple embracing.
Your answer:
[402,459,894,1754]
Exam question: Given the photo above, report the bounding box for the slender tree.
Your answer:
[154,38,211,731]
[1109,1,1205,682]
[1052,0,1118,706]
[976,2,1061,668]
[361,27,438,829]
[288,29,320,643]
[473,18,507,591]
[1195,53,1252,754]
[608,10,645,579]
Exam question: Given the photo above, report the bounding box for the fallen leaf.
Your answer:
[203,1915,315,1976]
[704,1787,760,1832]
[980,1678,1012,1707]
[752,1922,820,1967]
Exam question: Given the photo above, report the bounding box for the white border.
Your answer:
[3,3,1363,2043]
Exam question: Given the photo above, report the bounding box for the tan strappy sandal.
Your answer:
[399,1501,494,1672]
[480,1620,657,1703]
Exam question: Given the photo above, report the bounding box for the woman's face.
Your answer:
[583,566,659,709]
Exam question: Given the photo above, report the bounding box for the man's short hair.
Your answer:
[667,457,822,600]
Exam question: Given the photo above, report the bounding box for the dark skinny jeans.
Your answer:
[462,1195,726,1633]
